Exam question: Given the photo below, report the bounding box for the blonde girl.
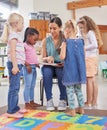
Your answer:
[60,19,86,116]
[77,16,103,108]
[2,13,26,118]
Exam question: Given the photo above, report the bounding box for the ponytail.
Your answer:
[23,27,30,42]
[0,23,9,43]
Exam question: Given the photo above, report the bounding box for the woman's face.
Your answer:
[49,22,61,38]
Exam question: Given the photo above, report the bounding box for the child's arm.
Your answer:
[60,42,66,60]
[10,39,19,75]
[85,31,98,51]
[25,62,32,73]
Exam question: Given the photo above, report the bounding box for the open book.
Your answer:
[40,62,58,66]
[40,62,63,67]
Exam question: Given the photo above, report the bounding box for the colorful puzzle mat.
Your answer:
[0,110,107,130]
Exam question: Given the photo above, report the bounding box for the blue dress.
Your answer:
[62,38,86,86]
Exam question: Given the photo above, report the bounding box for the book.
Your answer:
[40,62,58,66]
[39,62,64,67]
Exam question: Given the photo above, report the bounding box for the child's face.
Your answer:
[17,18,24,32]
[28,34,39,45]
[64,26,73,39]
[78,23,85,34]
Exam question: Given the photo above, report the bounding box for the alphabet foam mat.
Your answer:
[0,110,107,130]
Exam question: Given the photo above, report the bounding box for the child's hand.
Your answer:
[26,65,32,73]
[12,66,20,75]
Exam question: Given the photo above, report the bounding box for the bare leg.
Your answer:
[86,77,93,105]
[92,76,98,105]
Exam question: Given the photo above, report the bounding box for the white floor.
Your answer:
[0,68,107,110]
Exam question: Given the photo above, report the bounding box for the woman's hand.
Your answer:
[47,56,54,63]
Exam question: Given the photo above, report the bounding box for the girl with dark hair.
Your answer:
[23,27,41,109]
[41,17,67,111]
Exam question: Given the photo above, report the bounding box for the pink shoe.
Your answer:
[18,109,29,114]
[6,112,24,118]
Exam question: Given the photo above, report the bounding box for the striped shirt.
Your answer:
[7,32,25,65]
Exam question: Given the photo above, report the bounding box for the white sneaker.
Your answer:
[46,99,55,111]
[92,104,98,109]
[57,100,67,111]
[84,104,92,109]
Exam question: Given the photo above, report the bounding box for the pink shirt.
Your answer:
[24,42,38,64]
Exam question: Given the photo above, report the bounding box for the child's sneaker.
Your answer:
[25,103,34,110]
[46,98,55,111]
[57,100,67,111]
[84,102,92,109]
[92,104,98,109]
[30,100,41,107]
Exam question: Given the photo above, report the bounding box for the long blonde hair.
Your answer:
[0,13,23,43]
[78,16,103,48]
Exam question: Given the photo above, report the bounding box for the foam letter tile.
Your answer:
[32,121,72,130]
[67,124,103,130]
[5,118,45,130]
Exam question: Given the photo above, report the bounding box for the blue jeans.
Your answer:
[7,61,23,114]
[23,65,37,103]
[42,66,66,101]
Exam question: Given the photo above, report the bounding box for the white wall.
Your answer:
[33,0,71,24]
[18,0,107,27]
[18,0,72,27]
[18,0,34,27]
[76,6,107,25]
